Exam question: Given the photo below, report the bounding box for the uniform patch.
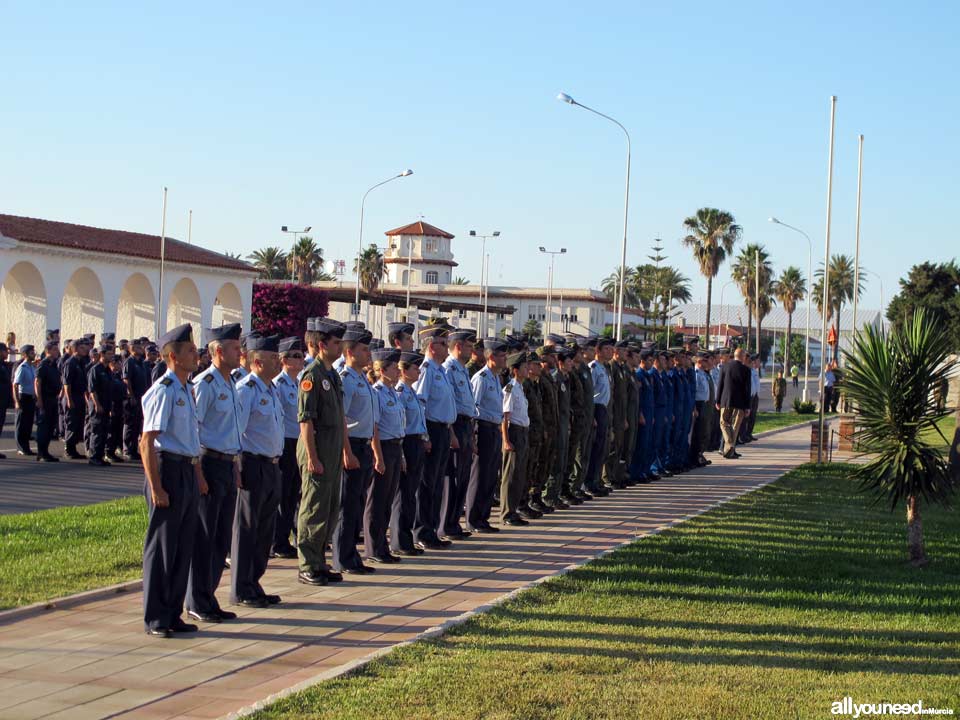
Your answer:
[218,393,227,401]
[176,397,185,406]
[259,397,268,405]
[159,377,173,386]
[322,378,332,391]
[203,374,214,383]
[560,384,566,392]
[301,379,314,392]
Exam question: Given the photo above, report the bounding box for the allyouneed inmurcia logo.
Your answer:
[831,697,954,717]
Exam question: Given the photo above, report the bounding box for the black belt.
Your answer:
[241,451,279,464]
[477,419,500,428]
[348,436,372,446]
[160,451,199,465]
[427,419,451,428]
[381,438,403,446]
[202,448,238,462]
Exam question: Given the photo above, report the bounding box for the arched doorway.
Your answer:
[211,281,243,327]
[0,261,47,346]
[118,273,156,340]
[166,277,202,331]
[61,267,105,340]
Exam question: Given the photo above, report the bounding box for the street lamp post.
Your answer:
[470,230,500,334]
[281,225,312,283]
[557,91,631,340]
[356,170,413,321]
[539,247,567,337]
[769,217,813,403]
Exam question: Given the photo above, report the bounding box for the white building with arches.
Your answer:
[0,213,257,347]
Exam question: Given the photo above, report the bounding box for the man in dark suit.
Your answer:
[715,347,752,459]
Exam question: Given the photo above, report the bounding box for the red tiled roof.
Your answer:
[0,213,254,273]
[384,221,454,239]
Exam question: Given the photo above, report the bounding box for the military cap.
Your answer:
[97,343,113,353]
[101,332,116,341]
[536,345,558,358]
[369,338,385,350]
[506,351,527,369]
[387,321,415,336]
[484,337,508,353]
[345,321,366,330]
[316,319,346,337]
[204,323,242,344]
[146,343,158,353]
[448,328,477,343]
[697,350,711,358]
[372,348,401,364]
[44,340,59,352]
[279,337,304,353]
[20,344,35,355]
[580,336,599,348]
[419,326,449,341]
[597,338,614,348]
[240,331,261,349]
[343,328,373,344]
[718,347,732,355]
[659,349,673,358]
[246,334,280,352]
[45,329,59,341]
[306,317,319,332]
[683,335,700,344]
[399,351,425,364]
[639,349,654,359]
[83,333,96,340]
[546,333,567,346]
[614,339,631,349]
[157,323,193,348]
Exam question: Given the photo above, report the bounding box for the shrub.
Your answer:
[792,397,817,414]
[251,283,329,338]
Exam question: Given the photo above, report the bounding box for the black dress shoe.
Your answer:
[187,609,221,623]
[468,525,499,534]
[37,454,60,462]
[171,619,198,633]
[369,554,401,564]
[106,453,125,463]
[544,500,569,511]
[88,458,110,467]
[443,530,472,540]
[575,490,594,501]
[503,514,529,527]
[263,594,281,605]
[415,539,452,551]
[529,499,550,514]
[216,609,238,620]
[146,627,172,638]
[321,568,344,582]
[394,547,424,556]
[344,564,376,575]
[299,569,328,586]
[236,597,269,608]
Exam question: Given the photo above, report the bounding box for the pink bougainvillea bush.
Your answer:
[251,283,329,338]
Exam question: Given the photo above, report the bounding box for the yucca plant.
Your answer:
[842,308,956,566]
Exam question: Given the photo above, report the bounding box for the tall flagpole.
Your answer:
[156,187,168,337]
[852,134,864,352]
[817,96,838,463]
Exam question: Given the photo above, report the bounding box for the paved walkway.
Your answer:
[0,425,813,720]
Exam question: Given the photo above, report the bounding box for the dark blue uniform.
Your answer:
[107,369,127,458]
[62,354,88,456]
[86,362,114,462]
[123,355,149,457]
[35,356,62,459]
[658,368,673,471]
[629,368,654,481]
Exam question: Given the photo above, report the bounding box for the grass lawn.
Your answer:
[751,410,831,435]
[0,496,147,610]
[253,464,960,720]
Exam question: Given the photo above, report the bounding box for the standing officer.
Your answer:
[442,328,479,540]
[559,343,584,505]
[500,352,531,526]
[571,337,597,499]
[62,339,90,459]
[271,337,305,559]
[140,324,202,638]
[412,326,458,550]
[368,348,404,563]
[657,350,675,476]
[13,344,38,456]
[601,341,626,490]
[186,323,243,623]
[392,351,428,555]
[387,322,415,352]
[466,337,506,533]
[106,354,127,463]
[56,339,71,441]
[122,339,149,461]
[585,338,613,496]
[520,355,544,519]
[465,338,486,377]
[548,346,572,509]
[0,343,11,459]
[35,340,62,462]
[534,346,560,512]
[85,345,116,466]
[334,328,382,574]
[630,348,655,482]
[621,345,640,486]
[296,318,347,587]
[232,334,285,607]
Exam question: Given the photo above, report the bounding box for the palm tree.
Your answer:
[602,266,640,308]
[682,208,742,347]
[813,253,864,363]
[773,266,806,374]
[842,308,955,566]
[247,246,288,281]
[522,318,542,340]
[287,236,325,285]
[654,266,693,335]
[353,244,389,295]
[452,276,470,285]
[731,244,773,352]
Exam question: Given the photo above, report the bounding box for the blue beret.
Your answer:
[399,351,424,364]
[157,324,193,348]
[372,348,401,363]
[279,337,304,353]
[204,323,242,344]
[246,334,280,352]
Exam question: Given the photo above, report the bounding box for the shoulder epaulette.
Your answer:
[245,376,257,387]
[159,377,173,386]
[203,374,214,383]
[504,383,512,394]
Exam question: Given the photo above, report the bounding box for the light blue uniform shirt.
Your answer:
[373,381,405,440]
[710,365,721,388]
[272,371,301,439]
[471,365,503,424]
[193,365,242,454]
[332,355,346,373]
[13,361,36,396]
[340,365,378,438]
[230,366,249,384]
[141,370,201,457]
[414,357,457,425]
[236,373,285,457]
[443,356,479,418]
[502,378,529,427]
[824,369,836,388]
[694,368,710,402]
[397,381,427,436]
[590,360,611,406]
[751,367,760,397]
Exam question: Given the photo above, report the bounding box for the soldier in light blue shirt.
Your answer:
[368,348,405,562]
[231,335,285,607]
[272,337,306,559]
[441,329,479,540]
[333,327,384,573]
[12,345,37,455]
[186,323,243,624]
[466,337,507,532]
[139,324,202,637]
[392,351,428,556]
[586,338,614,494]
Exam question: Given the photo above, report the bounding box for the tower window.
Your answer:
[425,271,438,284]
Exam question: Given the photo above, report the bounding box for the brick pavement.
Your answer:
[0,425,812,720]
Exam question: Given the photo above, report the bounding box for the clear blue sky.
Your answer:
[3,1,958,312]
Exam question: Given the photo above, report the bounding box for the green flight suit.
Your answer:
[296,361,344,574]
[622,362,639,484]
[551,368,571,502]
[536,369,559,502]
[522,376,543,505]
[603,360,626,487]
[565,365,586,495]
[573,361,595,490]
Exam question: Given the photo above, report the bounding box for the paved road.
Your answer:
[0,424,813,720]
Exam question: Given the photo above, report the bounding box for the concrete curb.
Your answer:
[224,468,790,720]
